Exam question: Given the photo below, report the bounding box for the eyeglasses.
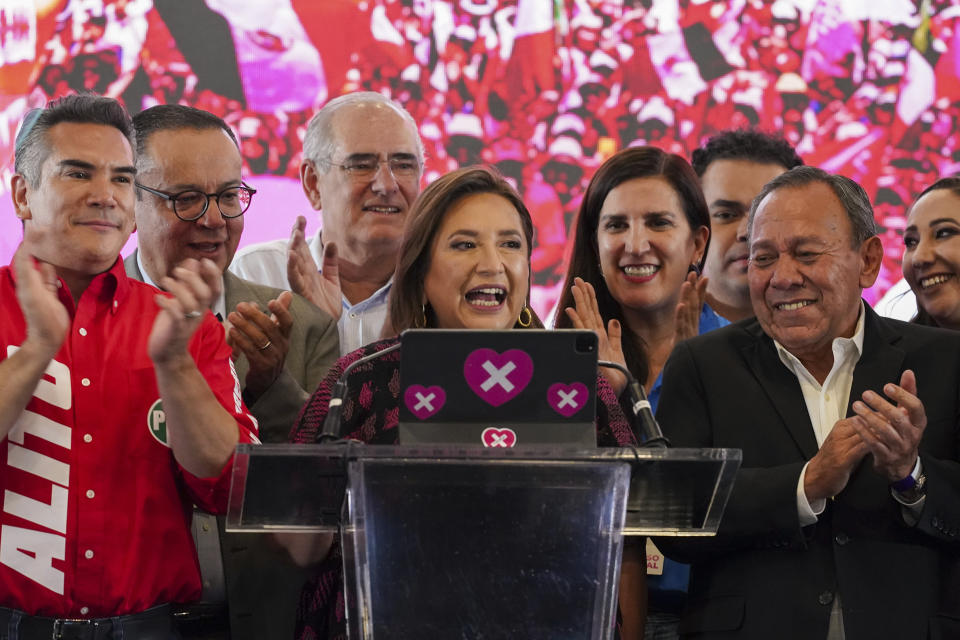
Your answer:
[135,181,257,221]
[326,156,422,181]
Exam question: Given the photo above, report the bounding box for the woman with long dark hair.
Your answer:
[555,146,725,640]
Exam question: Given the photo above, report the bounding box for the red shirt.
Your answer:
[0,258,259,617]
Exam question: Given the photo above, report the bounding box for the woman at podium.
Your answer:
[288,166,639,639]
[555,146,724,639]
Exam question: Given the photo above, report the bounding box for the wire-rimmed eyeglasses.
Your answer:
[325,155,422,181]
[135,181,257,221]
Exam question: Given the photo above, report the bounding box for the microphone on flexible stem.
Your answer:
[317,343,402,443]
[598,360,670,448]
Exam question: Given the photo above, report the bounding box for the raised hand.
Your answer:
[148,258,221,365]
[674,270,709,344]
[287,215,342,319]
[564,276,627,395]
[850,370,927,482]
[13,245,69,360]
[803,416,870,501]
[226,291,294,402]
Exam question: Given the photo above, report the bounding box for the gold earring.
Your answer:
[417,304,428,328]
[518,306,532,328]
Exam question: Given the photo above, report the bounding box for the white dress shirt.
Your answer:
[137,251,227,319]
[231,231,392,355]
[773,302,866,526]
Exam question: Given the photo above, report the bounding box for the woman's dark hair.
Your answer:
[554,146,710,384]
[908,175,960,327]
[388,165,544,333]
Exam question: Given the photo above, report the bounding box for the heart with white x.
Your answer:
[403,385,447,420]
[481,427,517,448]
[463,348,534,407]
[547,382,590,417]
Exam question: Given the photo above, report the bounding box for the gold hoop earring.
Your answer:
[416,304,427,329]
[518,306,532,328]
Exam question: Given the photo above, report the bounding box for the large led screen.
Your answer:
[1,0,956,316]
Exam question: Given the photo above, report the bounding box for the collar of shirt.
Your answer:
[136,250,226,318]
[10,255,128,316]
[312,231,393,312]
[774,300,866,446]
[774,301,866,387]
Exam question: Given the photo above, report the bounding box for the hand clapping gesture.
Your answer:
[564,277,628,395]
[287,215,342,319]
[674,270,709,345]
[148,258,221,365]
[851,370,927,482]
[13,246,70,360]
[226,291,294,402]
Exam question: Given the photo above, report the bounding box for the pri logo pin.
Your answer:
[147,399,171,447]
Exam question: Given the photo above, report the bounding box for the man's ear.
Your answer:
[299,160,323,211]
[858,235,883,289]
[10,174,31,221]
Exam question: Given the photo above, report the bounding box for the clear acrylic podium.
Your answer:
[226,443,740,639]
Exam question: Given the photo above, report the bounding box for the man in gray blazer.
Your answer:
[128,104,339,639]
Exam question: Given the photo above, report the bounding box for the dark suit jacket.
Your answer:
[124,252,339,640]
[655,305,960,640]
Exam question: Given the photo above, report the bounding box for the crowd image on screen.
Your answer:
[4,0,960,312]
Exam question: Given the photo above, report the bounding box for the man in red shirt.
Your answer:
[0,95,258,636]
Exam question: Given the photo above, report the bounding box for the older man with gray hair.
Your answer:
[655,166,960,639]
[232,92,424,353]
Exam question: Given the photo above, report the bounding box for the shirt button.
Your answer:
[825,394,831,402]
[81,378,91,387]
[350,313,358,318]
[84,549,94,559]
[79,328,87,336]
[83,434,93,443]
[80,607,89,615]
[834,532,850,546]
[818,590,834,606]
[86,490,95,499]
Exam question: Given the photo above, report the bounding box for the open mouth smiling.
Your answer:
[773,300,813,311]
[363,204,402,214]
[465,286,507,308]
[622,265,659,277]
[919,273,955,289]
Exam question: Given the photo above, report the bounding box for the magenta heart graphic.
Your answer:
[403,385,446,420]
[481,427,517,448]
[547,382,589,417]
[463,348,534,407]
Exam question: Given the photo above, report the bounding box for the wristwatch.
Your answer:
[891,469,927,505]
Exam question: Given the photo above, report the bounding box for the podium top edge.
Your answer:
[234,443,741,463]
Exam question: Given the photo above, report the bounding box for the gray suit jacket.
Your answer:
[125,251,339,640]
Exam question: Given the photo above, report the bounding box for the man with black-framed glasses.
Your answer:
[126,104,339,640]
[231,91,424,354]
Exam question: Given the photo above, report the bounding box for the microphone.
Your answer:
[317,342,402,443]
[598,360,670,448]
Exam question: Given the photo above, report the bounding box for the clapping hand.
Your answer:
[850,370,927,482]
[148,258,221,365]
[287,215,342,319]
[226,292,294,402]
[674,270,709,344]
[564,277,628,395]
[13,245,69,360]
